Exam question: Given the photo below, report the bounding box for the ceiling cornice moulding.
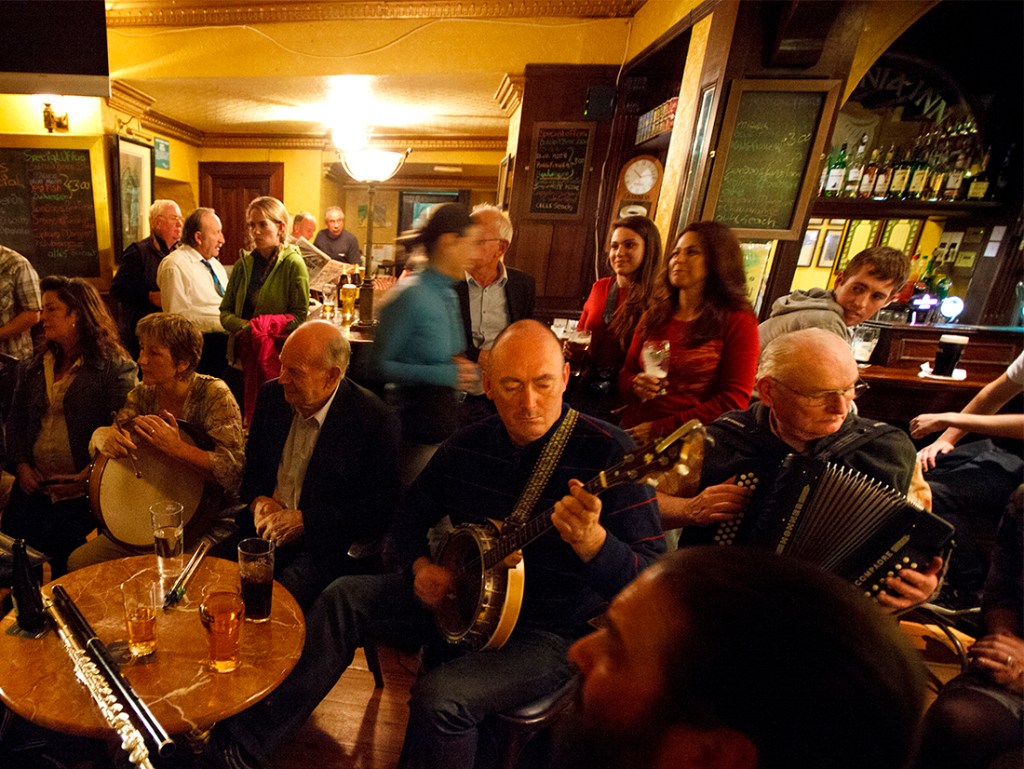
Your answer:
[105,1,646,27]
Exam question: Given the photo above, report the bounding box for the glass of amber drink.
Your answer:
[121,570,160,657]
[199,582,245,673]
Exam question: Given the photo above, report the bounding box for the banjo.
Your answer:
[433,419,706,652]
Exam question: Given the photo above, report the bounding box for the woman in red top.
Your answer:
[619,221,759,443]
[574,215,662,420]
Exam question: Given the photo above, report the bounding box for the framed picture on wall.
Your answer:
[817,230,842,269]
[115,136,154,256]
[497,155,513,210]
[397,190,467,235]
[797,229,819,267]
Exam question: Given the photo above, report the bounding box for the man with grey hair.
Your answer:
[111,199,183,357]
[660,328,942,613]
[158,207,230,375]
[229,320,400,608]
[456,203,536,425]
[290,211,317,242]
[313,206,362,264]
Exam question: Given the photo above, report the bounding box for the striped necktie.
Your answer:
[201,259,225,297]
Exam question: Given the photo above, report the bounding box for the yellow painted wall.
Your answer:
[628,0,705,60]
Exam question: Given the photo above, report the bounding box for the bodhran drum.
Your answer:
[88,418,205,550]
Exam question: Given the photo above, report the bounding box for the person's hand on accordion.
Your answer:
[657,477,752,529]
[874,555,943,614]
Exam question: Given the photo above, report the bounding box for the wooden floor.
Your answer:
[269,646,417,769]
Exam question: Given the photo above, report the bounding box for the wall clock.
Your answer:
[613,154,664,218]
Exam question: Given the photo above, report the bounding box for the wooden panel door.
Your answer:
[199,162,284,265]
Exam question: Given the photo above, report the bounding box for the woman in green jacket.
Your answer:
[220,196,309,418]
[220,195,309,340]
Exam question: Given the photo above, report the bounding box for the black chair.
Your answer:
[488,676,579,769]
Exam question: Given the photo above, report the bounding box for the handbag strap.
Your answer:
[507,408,580,526]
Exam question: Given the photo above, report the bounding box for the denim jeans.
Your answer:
[223,572,575,769]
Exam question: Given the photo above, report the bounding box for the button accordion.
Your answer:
[713,455,954,596]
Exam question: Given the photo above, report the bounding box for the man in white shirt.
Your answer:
[158,207,230,376]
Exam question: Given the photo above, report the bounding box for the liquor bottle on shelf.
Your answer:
[941,150,967,201]
[843,133,869,197]
[818,147,834,196]
[994,143,1017,201]
[857,148,881,198]
[872,145,895,199]
[823,144,847,197]
[905,138,930,200]
[888,148,911,199]
[966,147,991,200]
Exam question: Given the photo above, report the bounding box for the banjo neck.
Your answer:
[480,419,705,571]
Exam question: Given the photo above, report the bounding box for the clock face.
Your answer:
[624,158,659,195]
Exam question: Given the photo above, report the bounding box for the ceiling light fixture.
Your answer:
[337,145,411,327]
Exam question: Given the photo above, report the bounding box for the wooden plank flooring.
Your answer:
[270,646,417,769]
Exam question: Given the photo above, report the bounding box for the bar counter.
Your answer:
[856,321,1023,427]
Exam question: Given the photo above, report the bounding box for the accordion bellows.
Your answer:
[714,455,955,595]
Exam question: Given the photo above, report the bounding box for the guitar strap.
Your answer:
[506,408,580,526]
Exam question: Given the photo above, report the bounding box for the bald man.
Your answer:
[232,320,400,609]
[208,319,664,769]
[662,328,943,613]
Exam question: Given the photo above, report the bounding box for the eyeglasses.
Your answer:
[473,238,503,247]
[770,378,870,405]
[159,214,184,223]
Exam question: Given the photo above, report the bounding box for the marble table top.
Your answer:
[0,555,305,737]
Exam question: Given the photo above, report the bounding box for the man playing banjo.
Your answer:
[207,319,665,769]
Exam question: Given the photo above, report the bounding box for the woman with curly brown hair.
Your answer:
[618,221,759,444]
[1,276,137,575]
[574,215,662,420]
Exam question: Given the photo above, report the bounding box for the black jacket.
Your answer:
[240,377,401,575]
[455,266,536,363]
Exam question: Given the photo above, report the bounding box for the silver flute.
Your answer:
[45,597,157,769]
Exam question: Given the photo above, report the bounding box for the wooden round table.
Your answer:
[0,555,305,737]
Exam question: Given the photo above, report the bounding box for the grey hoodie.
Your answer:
[757,287,851,351]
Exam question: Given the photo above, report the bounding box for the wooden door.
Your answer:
[199,162,284,265]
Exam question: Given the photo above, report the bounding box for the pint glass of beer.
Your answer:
[199,583,245,673]
[562,329,592,379]
[321,283,337,322]
[238,538,274,623]
[340,283,359,322]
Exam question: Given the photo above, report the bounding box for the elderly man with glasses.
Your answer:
[659,327,941,613]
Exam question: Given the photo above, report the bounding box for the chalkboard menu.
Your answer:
[704,80,840,239]
[0,146,100,277]
[528,123,594,218]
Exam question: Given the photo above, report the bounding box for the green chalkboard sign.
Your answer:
[528,123,594,218]
[0,146,100,277]
[704,80,841,239]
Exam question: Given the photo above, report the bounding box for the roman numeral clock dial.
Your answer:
[614,155,664,218]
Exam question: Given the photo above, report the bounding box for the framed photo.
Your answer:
[797,229,819,267]
[497,154,513,210]
[397,190,467,236]
[817,230,842,269]
[115,136,154,255]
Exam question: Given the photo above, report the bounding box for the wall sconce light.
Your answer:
[337,146,411,328]
[116,115,153,142]
[42,102,69,133]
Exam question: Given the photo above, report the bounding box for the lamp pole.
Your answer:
[355,182,377,329]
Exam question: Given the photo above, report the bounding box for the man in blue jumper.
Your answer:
[208,319,665,769]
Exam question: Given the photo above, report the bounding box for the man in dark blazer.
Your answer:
[456,204,535,425]
[237,320,400,609]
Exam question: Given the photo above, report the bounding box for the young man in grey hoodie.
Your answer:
[758,246,910,351]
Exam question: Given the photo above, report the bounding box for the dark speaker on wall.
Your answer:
[0,0,109,97]
[584,84,617,121]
